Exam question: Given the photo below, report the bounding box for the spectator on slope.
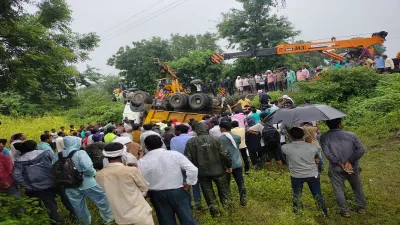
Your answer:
[10,133,26,161]
[0,139,11,157]
[139,135,198,225]
[140,123,166,153]
[86,134,106,170]
[286,67,296,92]
[321,118,367,218]
[383,54,394,72]
[282,127,328,216]
[185,122,232,217]
[248,75,256,93]
[55,131,65,153]
[235,76,244,96]
[0,139,19,199]
[209,118,223,138]
[363,55,374,68]
[258,89,271,108]
[220,121,247,206]
[38,134,54,153]
[104,126,117,143]
[302,65,310,82]
[232,109,246,128]
[242,76,250,94]
[302,122,324,172]
[130,123,143,144]
[13,141,62,224]
[53,136,113,225]
[231,121,250,174]
[96,142,154,225]
[374,54,385,73]
[170,124,202,211]
[162,127,175,150]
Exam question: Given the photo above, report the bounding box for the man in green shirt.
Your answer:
[104,126,117,143]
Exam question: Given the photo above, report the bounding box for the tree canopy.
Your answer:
[107,33,221,92]
[0,0,100,114]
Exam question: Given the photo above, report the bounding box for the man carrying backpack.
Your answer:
[248,113,283,171]
[52,136,113,225]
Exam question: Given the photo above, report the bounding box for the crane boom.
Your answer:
[211,31,388,64]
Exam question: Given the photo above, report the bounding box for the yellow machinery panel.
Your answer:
[144,109,206,124]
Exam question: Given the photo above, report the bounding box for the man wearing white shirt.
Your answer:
[302,65,310,82]
[209,118,222,138]
[55,132,65,153]
[139,135,198,225]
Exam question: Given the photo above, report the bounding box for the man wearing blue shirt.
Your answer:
[170,124,202,211]
[374,54,385,73]
[38,134,54,153]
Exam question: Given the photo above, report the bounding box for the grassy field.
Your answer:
[1,116,400,225]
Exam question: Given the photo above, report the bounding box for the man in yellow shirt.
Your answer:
[231,96,251,110]
[104,126,117,143]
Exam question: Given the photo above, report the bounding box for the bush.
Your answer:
[0,195,53,225]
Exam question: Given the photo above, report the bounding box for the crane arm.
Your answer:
[154,58,179,80]
[211,31,388,64]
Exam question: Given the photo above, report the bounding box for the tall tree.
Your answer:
[216,0,300,75]
[108,33,221,92]
[218,0,299,51]
[107,37,173,92]
[0,0,100,112]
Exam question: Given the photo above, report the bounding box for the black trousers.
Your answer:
[149,188,198,225]
[26,188,60,224]
[239,148,250,172]
[226,167,246,198]
[55,187,75,216]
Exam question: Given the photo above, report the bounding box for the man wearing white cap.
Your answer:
[103,137,139,168]
[96,142,154,225]
[282,95,294,108]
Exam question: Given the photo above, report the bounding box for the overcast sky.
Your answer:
[65,0,400,74]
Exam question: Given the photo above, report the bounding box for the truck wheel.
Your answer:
[130,102,144,112]
[131,91,149,106]
[189,93,209,110]
[225,96,235,106]
[169,93,187,109]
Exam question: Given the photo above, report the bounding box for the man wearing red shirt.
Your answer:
[0,145,19,199]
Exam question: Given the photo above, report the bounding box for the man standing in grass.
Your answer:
[282,127,328,216]
[321,118,366,218]
[96,142,154,225]
[219,121,247,206]
[185,122,232,217]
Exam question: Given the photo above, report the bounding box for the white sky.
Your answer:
[64,0,400,74]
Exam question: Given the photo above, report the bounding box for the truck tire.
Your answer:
[189,93,209,110]
[225,96,235,106]
[130,102,144,112]
[169,93,187,109]
[131,91,152,106]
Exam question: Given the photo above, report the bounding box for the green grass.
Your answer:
[1,116,400,225]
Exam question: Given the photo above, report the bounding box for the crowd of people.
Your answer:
[0,96,368,225]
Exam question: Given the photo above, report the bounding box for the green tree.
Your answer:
[217,0,299,51]
[169,50,225,83]
[108,33,222,92]
[0,0,100,114]
[107,37,173,92]
[217,0,300,75]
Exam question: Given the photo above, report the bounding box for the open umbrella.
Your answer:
[266,104,347,124]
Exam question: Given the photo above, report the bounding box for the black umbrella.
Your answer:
[266,104,347,124]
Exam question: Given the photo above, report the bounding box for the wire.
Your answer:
[104,0,188,39]
[101,0,164,34]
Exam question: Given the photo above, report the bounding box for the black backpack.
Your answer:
[262,124,281,146]
[52,150,83,188]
